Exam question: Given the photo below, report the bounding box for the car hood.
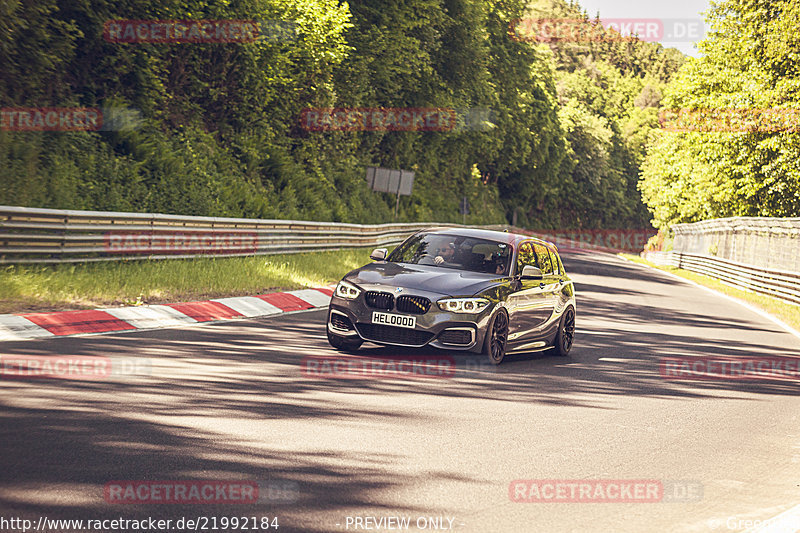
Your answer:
[345,262,504,297]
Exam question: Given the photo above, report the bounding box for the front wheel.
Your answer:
[327,330,363,352]
[483,309,509,365]
[553,306,575,356]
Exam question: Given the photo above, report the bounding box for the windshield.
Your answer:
[388,233,512,275]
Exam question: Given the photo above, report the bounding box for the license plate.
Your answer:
[371,311,416,329]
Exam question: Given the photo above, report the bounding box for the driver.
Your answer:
[434,242,456,265]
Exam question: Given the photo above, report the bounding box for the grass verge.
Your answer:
[619,253,800,333]
[0,248,377,314]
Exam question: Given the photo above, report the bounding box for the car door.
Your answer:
[505,240,552,347]
[533,243,560,327]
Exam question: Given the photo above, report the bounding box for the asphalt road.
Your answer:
[1,251,799,533]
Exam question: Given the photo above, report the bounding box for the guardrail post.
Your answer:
[60,213,67,262]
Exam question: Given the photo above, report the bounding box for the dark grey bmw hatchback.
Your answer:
[326,227,576,364]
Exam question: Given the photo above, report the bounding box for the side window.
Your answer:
[548,249,561,275]
[516,241,536,274]
[534,244,554,275]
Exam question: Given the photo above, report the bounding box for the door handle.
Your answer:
[539,282,546,289]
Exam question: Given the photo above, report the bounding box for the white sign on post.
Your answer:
[398,170,414,196]
[365,167,414,195]
[365,166,415,219]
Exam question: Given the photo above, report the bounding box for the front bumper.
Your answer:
[327,290,494,351]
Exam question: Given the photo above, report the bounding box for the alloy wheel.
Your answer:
[562,308,575,352]
[490,311,509,362]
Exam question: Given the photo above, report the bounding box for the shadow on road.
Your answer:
[0,251,798,530]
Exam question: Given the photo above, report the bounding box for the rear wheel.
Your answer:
[483,309,509,365]
[327,330,362,352]
[553,306,575,356]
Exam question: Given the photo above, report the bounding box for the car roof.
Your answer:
[419,227,559,252]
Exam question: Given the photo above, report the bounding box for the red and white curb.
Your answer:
[0,287,333,342]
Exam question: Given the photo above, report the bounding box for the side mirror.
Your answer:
[370,248,388,261]
[520,265,543,280]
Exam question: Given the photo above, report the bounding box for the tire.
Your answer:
[327,330,363,352]
[553,306,575,357]
[483,309,509,365]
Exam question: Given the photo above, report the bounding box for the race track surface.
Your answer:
[1,252,799,532]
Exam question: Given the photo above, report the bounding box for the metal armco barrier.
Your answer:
[641,251,800,306]
[0,206,465,264]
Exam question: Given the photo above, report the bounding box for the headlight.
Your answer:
[335,280,361,299]
[437,297,490,314]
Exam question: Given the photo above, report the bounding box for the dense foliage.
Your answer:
[0,0,683,228]
[640,0,800,228]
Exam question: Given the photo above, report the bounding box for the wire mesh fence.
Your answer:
[672,216,800,273]
[642,216,800,306]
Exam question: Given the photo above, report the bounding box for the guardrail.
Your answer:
[641,251,800,306]
[0,206,467,264]
[0,205,657,265]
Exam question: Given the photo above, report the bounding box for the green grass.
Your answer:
[0,248,378,314]
[620,253,800,332]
